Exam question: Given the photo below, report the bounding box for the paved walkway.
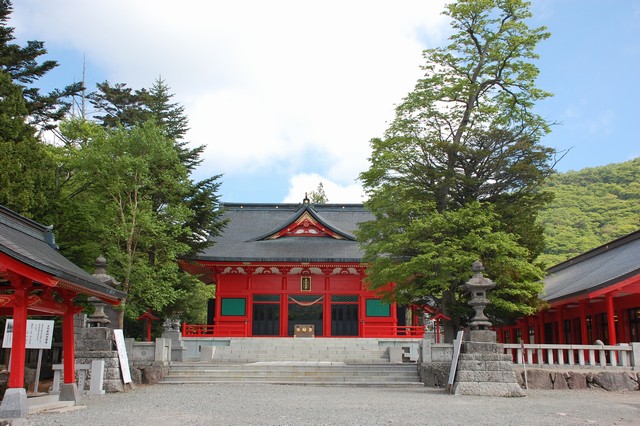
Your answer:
[26,383,640,425]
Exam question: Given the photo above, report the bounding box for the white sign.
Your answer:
[2,319,55,349]
[113,329,132,384]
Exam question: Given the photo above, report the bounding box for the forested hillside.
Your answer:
[539,158,640,266]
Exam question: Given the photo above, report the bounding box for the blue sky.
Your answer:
[12,0,640,203]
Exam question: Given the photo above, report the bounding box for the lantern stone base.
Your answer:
[452,330,525,397]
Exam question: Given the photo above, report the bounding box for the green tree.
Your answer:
[0,0,81,130]
[88,81,149,129]
[309,182,329,204]
[539,159,640,265]
[358,0,554,340]
[0,71,58,218]
[88,78,225,255]
[69,122,213,327]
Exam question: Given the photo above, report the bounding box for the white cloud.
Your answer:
[13,0,450,196]
[283,173,365,204]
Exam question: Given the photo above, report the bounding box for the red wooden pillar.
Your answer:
[391,302,398,337]
[538,312,546,344]
[214,273,222,337]
[606,293,617,345]
[579,300,589,344]
[520,318,529,344]
[617,308,627,343]
[280,271,289,337]
[8,278,29,389]
[62,300,76,384]
[323,270,331,337]
[557,305,564,344]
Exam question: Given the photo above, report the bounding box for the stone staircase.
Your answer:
[161,338,422,386]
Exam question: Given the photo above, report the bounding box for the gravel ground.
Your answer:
[27,384,640,426]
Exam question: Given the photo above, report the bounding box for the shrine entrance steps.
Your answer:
[161,338,422,386]
[161,362,421,386]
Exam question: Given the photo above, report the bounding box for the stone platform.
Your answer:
[452,330,525,397]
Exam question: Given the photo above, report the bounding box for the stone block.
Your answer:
[524,369,552,389]
[0,388,28,419]
[466,329,497,343]
[419,363,449,387]
[485,361,513,371]
[453,381,525,397]
[129,367,142,385]
[592,372,639,392]
[463,342,501,354]
[551,372,569,390]
[141,365,168,385]
[200,346,216,362]
[458,360,483,371]
[564,372,588,390]
[103,379,124,393]
[388,347,403,363]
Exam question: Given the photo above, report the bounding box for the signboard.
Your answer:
[446,330,464,393]
[113,329,132,384]
[301,276,311,292]
[2,319,54,349]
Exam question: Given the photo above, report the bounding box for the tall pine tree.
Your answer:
[359,0,554,339]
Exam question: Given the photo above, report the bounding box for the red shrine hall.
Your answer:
[180,200,425,338]
[498,230,640,346]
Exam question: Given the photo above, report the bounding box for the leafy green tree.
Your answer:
[68,121,213,327]
[358,0,554,339]
[309,182,329,204]
[0,0,81,130]
[539,159,640,265]
[88,78,225,255]
[0,71,58,218]
[87,81,149,129]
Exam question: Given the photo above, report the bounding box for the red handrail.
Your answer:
[362,324,424,338]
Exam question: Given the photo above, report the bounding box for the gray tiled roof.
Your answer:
[543,230,640,303]
[0,206,125,301]
[195,203,373,263]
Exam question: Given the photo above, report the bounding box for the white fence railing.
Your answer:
[502,343,640,368]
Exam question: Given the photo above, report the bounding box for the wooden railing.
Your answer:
[361,324,424,338]
[182,322,249,337]
[503,343,639,368]
[182,323,215,337]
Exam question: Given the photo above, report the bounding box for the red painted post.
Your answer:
[62,303,76,384]
[606,293,616,345]
[8,279,28,389]
[557,305,564,344]
[579,300,589,344]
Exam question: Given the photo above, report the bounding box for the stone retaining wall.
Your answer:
[514,368,640,391]
[419,363,640,392]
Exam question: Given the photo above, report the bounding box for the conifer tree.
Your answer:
[359,0,555,339]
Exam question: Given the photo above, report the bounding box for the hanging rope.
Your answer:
[288,295,324,306]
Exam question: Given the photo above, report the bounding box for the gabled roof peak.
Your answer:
[252,203,356,241]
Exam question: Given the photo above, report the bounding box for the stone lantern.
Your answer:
[87,256,121,327]
[464,260,495,330]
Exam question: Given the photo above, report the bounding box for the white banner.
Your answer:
[2,319,55,349]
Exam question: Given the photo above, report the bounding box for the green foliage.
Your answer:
[60,121,212,322]
[309,182,328,204]
[0,71,59,218]
[539,158,640,266]
[0,0,81,130]
[359,0,554,333]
